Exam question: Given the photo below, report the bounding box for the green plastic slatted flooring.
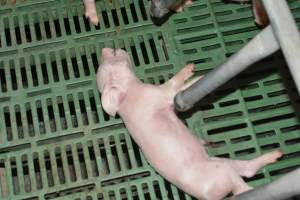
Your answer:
[1,0,300,199]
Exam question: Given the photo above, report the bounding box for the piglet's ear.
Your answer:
[101,86,126,117]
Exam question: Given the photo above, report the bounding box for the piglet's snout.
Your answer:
[102,48,128,59]
[101,48,115,57]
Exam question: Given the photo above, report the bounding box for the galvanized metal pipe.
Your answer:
[262,0,300,93]
[234,4,300,199]
[234,168,300,200]
[175,26,279,111]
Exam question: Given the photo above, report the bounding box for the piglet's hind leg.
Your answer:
[201,161,252,200]
[212,150,283,178]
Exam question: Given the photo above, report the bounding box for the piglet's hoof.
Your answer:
[85,12,99,25]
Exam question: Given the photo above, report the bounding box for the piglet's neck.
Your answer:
[120,74,140,92]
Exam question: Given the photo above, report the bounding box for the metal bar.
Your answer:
[234,168,300,200]
[262,0,300,93]
[175,26,279,111]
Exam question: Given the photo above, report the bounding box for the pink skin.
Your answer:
[174,0,193,12]
[252,0,269,26]
[232,0,269,26]
[97,48,282,200]
[83,0,99,25]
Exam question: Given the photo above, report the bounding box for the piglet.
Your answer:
[151,0,269,27]
[96,48,282,200]
[150,0,192,18]
[83,0,99,25]
[231,0,269,26]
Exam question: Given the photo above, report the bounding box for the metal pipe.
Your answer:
[262,0,300,93]
[234,168,300,200]
[175,26,279,111]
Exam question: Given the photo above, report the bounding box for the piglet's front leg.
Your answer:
[162,63,195,95]
[83,0,99,25]
[163,63,204,99]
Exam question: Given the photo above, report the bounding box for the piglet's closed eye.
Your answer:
[101,86,126,117]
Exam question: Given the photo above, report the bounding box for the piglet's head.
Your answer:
[96,48,136,117]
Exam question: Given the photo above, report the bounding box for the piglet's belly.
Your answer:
[124,117,209,182]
